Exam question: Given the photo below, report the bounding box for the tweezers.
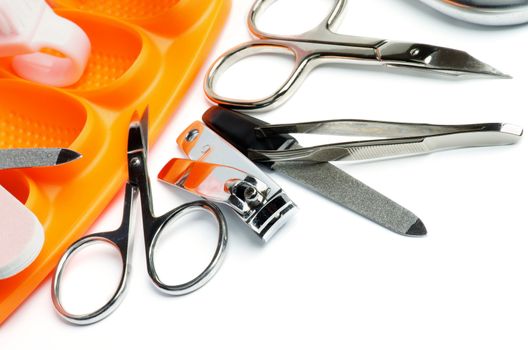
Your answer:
[248,120,523,163]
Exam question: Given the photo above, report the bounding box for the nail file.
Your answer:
[0,148,81,170]
[0,185,44,279]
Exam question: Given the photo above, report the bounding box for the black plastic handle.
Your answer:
[202,107,296,158]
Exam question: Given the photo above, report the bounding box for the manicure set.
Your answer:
[0,0,525,325]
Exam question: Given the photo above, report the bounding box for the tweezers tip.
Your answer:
[405,219,427,236]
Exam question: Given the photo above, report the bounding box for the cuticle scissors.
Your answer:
[51,108,228,325]
[205,0,509,111]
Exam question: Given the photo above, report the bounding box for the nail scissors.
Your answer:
[205,0,509,111]
[51,108,228,325]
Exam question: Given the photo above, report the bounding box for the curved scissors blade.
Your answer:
[379,42,510,78]
[126,107,156,218]
[128,107,149,155]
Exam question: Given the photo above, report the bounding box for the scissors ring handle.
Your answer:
[247,0,347,40]
[52,233,130,325]
[146,200,228,296]
[205,40,311,111]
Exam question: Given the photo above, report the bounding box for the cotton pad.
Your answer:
[0,185,44,279]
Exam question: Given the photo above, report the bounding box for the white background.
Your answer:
[1,1,527,349]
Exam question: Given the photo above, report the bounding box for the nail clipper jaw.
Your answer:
[225,176,297,242]
[159,159,298,242]
[246,191,298,242]
[225,176,270,216]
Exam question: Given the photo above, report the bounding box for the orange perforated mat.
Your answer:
[0,0,230,324]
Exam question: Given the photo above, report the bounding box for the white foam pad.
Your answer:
[0,185,44,279]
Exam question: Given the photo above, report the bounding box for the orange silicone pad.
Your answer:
[0,0,230,324]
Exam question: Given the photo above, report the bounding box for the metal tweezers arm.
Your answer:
[250,120,523,163]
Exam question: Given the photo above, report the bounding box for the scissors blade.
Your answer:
[379,42,510,78]
[0,148,81,170]
[128,107,149,155]
[202,107,427,237]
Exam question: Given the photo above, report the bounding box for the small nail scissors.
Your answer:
[205,0,509,111]
[51,108,228,325]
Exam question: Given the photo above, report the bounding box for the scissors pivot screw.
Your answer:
[129,157,141,167]
[410,48,420,57]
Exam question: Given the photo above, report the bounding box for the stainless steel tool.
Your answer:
[201,107,429,237]
[248,120,523,163]
[205,0,510,111]
[52,109,228,325]
[201,107,523,237]
[159,121,297,242]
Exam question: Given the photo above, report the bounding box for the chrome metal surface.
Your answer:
[205,0,508,111]
[201,107,426,237]
[250,120,523,162]
[175,122,297,241]
[52,109,228,325]
[52,183,139,326]
[419,0,528,25]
